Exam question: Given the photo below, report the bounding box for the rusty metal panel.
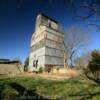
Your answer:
[46,27,64,37]
[46,32,63,43]
[45,56,64,65]
[45,39,64,50]
[45,47,64,57]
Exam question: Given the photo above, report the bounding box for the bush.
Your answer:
[44,66,52,73]
[85,50,100,84]
[38,67,43,73]
[24,57,29,72]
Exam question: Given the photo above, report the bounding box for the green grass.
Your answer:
[0,76,100,100]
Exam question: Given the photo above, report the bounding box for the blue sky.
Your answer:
[0,0,100,63]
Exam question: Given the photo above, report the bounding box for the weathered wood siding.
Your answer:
[29,14,64,72]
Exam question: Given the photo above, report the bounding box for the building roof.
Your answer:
[0,59,10,62]
[0,58,21,64]
[39,13,58,24]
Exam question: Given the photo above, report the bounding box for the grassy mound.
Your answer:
[0,76,100,100]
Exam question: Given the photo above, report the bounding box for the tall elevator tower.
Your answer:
[29,14,64,72]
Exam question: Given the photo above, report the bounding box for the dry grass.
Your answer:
[19,68,81,80]
[51,68,81,79]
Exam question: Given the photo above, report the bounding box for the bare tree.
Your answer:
[70,0,100,30]
[64,26,89,68]
[74,52,91,69]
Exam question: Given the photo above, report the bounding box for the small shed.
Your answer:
[0,59,23,75]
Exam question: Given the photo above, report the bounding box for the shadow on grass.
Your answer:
[59,83,100,100]
[8,82,48,100]
[1,78,100,100]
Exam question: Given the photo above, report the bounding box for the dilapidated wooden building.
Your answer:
[0,59,23,75]
[29,14,64,72]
